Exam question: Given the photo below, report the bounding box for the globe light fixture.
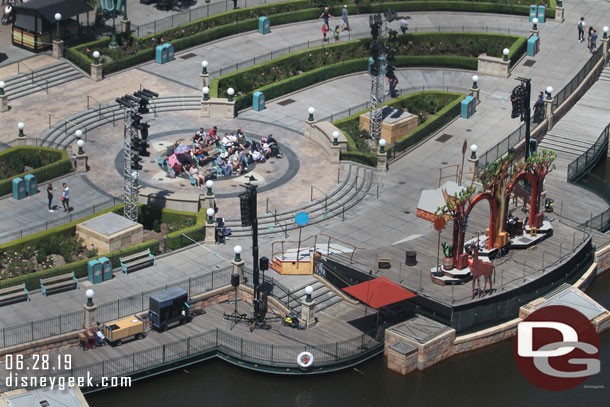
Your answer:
[77,139,85,155]
[379,138,387,153]
[470,144,478,159]
[227,87,235,102]
[93,51,101,64]
[17,122,25,137]
[332,131,339,146]
[201,60,208,74]
[0,81,5,96]
[54,13,62,42]
[472,75,479,89]
[503,48,510,61]
[308,106,315,121]
[532,17,538,31]
[202,86,210,101]
[86,289,94,307]
[206,179,214,195]
[234,245,242,262]
[206,207,215,223]
[545,86,553,99]
[305,285,314,302]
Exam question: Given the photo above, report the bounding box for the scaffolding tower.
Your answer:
[122,107,139,222]
[368,19,388,141]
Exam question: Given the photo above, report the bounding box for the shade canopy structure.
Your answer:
[416,180,466,222]
[342,277,416,309]
[15,0,92,23]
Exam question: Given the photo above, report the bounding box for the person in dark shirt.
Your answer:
[47,183,55,212]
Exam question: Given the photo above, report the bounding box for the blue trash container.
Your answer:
[461,96,476,119]
[529,5,538,22]
[12,178,25,200]
[537,6,546,23]
[99,257,113,281]
[155,45,168,64]
[24,174,38,196]
[164,43,174,61]
[259,17,270,34]
[367,57,386,76]
[253,91,265,111]
[88,259,103,284]
[527,35,539,56]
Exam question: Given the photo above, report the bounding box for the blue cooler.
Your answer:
[88,259,103,284]
[259,17,270,34]
[461,96,476,119]
[24,174,37,196]
[100,257,113,281]
[253,91,265,111]
[12,178,25,200]
[527,36,539,56]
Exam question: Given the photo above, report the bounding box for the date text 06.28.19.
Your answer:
[4,354,72,371]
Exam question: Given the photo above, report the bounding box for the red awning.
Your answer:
[342,277,416,309]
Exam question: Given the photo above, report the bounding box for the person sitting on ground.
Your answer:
[216,153,232,176]
[188,163,207,187]
[249,141,265,163]
[192,146,208,165]
[221,132,238,154]
[193,127,205,144]
[206,126,220,146]
[232,149,249,174]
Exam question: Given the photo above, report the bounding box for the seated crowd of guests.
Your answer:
[164,126,282,187]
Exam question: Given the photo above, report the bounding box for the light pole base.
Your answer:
[0,94,8,113]
[52,40,64,59]
[120,19,131,34]
[91,63,103,82]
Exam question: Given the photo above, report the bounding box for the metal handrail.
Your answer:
[48,113,87,141]
[86,95,103,117]
[264,196,290,238]
[17,61,48,95]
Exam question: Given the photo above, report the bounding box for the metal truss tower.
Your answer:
[122,107,139,222]
[368,19,388,140]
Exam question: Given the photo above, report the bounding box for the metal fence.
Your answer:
[0,267,231,349]
[552,48,604,110]
[0,197,121,245]
[567,123,609,182]
[242,269,302,312]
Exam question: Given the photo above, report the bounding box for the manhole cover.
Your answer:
[157,178,164,181]
[436,134,452,143]
[149,160,155,163]
[180,184,186,187]
[523,59,536,67]
[180,53,197,60]
[159,142,165,145]
[231,184,237,187]
[441,161,448,165]
[404,210,410,214]
[277,98,296,106]
[265,170,272,174]
[143,170,149,173]
[398,181,406,185]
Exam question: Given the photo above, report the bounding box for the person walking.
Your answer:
[319,6,332,30]
[47,183,55,212]
[578,17,585,42]
[591,29,598,53]
[341,5,350,32]
[61,183,70,212]
[333,25,340,42]
[587,26,593,51]
[400,17,408,34]
[322,23,328,42]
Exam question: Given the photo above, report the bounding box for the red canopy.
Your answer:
[342,277,416,309]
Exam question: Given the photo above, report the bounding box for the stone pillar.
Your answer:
[201,73,210,91]
[602,37,609,61]
[205,193,215,211]
[555,7,565,23]
[301,299,316,328]
[52,40,64,59]
[466,156,479,183]
[544,97,554,131]
[377,150,387,172]
[304,120,316,139]
[120,19,131,34]
[91,63,103,82]
[530,29,539,37]
[204,215,216,245]
[201,98,235,119]
[469,87,480,104]
[386,342,418,376]
[232,257,245,285]
[0,94,8,113]
[75,154,88,173]
[83,303,97,334]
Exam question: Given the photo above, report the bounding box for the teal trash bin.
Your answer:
[155,45,168,64]
[259,17,270,34]
[529,5,538,22]
[253,91,265,111]
[164,43,174,61]
[537,6,545,23]
[461,96,476,119]
[88,259,103,284]
[24,174,38,196]
[368,57,386,75]
[527,36,539,56]
[99,257,113,281]
[12,178,25,200]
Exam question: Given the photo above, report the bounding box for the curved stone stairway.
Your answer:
[2,61,84,101]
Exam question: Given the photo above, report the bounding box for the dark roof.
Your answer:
[150,286,188,303]
[15,0,93,22]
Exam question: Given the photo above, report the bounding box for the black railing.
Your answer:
[567,123,609,182]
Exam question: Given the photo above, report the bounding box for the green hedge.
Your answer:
[0,147,71,197]
[138,206,197,230]
[508,36,527,68]
[165,209,207,251]
[67,1,545,75]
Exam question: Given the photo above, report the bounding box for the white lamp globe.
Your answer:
[305,286,313,295]
[604,26,609,33]
[202,86,210,95]
[77,139,84,148]
[532,18,538,24]
[308,106,315,114]
[227,88,235,96]
[75,129,83,138]
[55,13,62,21]
[86,289,94,299]
[93,51,100,59]
[546,86,553,94]
[234,245,242,254]
[201,60,208,68]
[503,48,510,56]
[206,180,213,188]
[472,75,479,82]
[17,122,24,130]
[206,208,215,217]
[0,81,5,89]
[332,131,339,140]
[379,139,387,147]
[471,144,478,153]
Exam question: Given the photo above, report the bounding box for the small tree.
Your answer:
[435,185,477,265]
[524,149,557,216]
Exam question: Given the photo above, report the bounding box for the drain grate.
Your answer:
[436,134,453,143]
[180,53,197,60]
[523,59,536,67]
[277,98,295,106]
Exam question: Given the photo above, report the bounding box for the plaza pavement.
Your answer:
[1,3,610,325]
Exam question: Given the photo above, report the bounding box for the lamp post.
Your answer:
[202,86,210,101]
[93,51,101,65]
[0,81,4,96]
[470,144,478,159]
[532,17,538,32]
[332,131,339,146]
[206,207,215,224]
[206,179,214,195]
[472,75,479,89]
[234,245,242,262]
[604,26,609,40]
[305,285,313,302]
[17,122,24,137]
[110,8,118,48]
[308,106,315,121]
[503,48,510,61]
[379,138,386,153]
[545,86,553,99]
[227,88,235,102]
[77,139,85,155]
[201,60,208,74]
[54,13,62,41]
[86,289,94,307]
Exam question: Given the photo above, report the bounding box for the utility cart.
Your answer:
[148,287,190,331]
[101,315,146,346]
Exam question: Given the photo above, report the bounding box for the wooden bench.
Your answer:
[0,283,30,305]
[40,272,79,297]
[120,249,156,274]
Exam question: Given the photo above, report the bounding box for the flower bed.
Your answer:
[0,147,71,196]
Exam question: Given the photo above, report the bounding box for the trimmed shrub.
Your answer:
[0,147,71,197]
[165,210,207,251]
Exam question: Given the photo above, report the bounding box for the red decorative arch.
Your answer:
[506,172,539,228]
[465,192,498,251]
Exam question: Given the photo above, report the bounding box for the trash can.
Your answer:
[155,45,168,64]
[368,57,387,76]
[12,177,25,200]
[164,43,174,62]
[529,5,538,22]
[537,6,546,23]
[259,17,270,34]
[461,96,476,119]
[24,174,38,196]
[88,259,103,284]
[253,91,265,111]
[527,35,539,56]
[99,257,113,281]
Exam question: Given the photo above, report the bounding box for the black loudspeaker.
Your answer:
[259,256,269,271]
[405,251,417,266]
[231,273,240,288]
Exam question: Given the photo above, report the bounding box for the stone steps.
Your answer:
[3,62,85,101]
[275,280,342,314]
[539,132,592,156]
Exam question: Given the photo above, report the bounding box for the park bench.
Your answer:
[0,283,30,305]
[120,249,156,274]
[40,272,79,297]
